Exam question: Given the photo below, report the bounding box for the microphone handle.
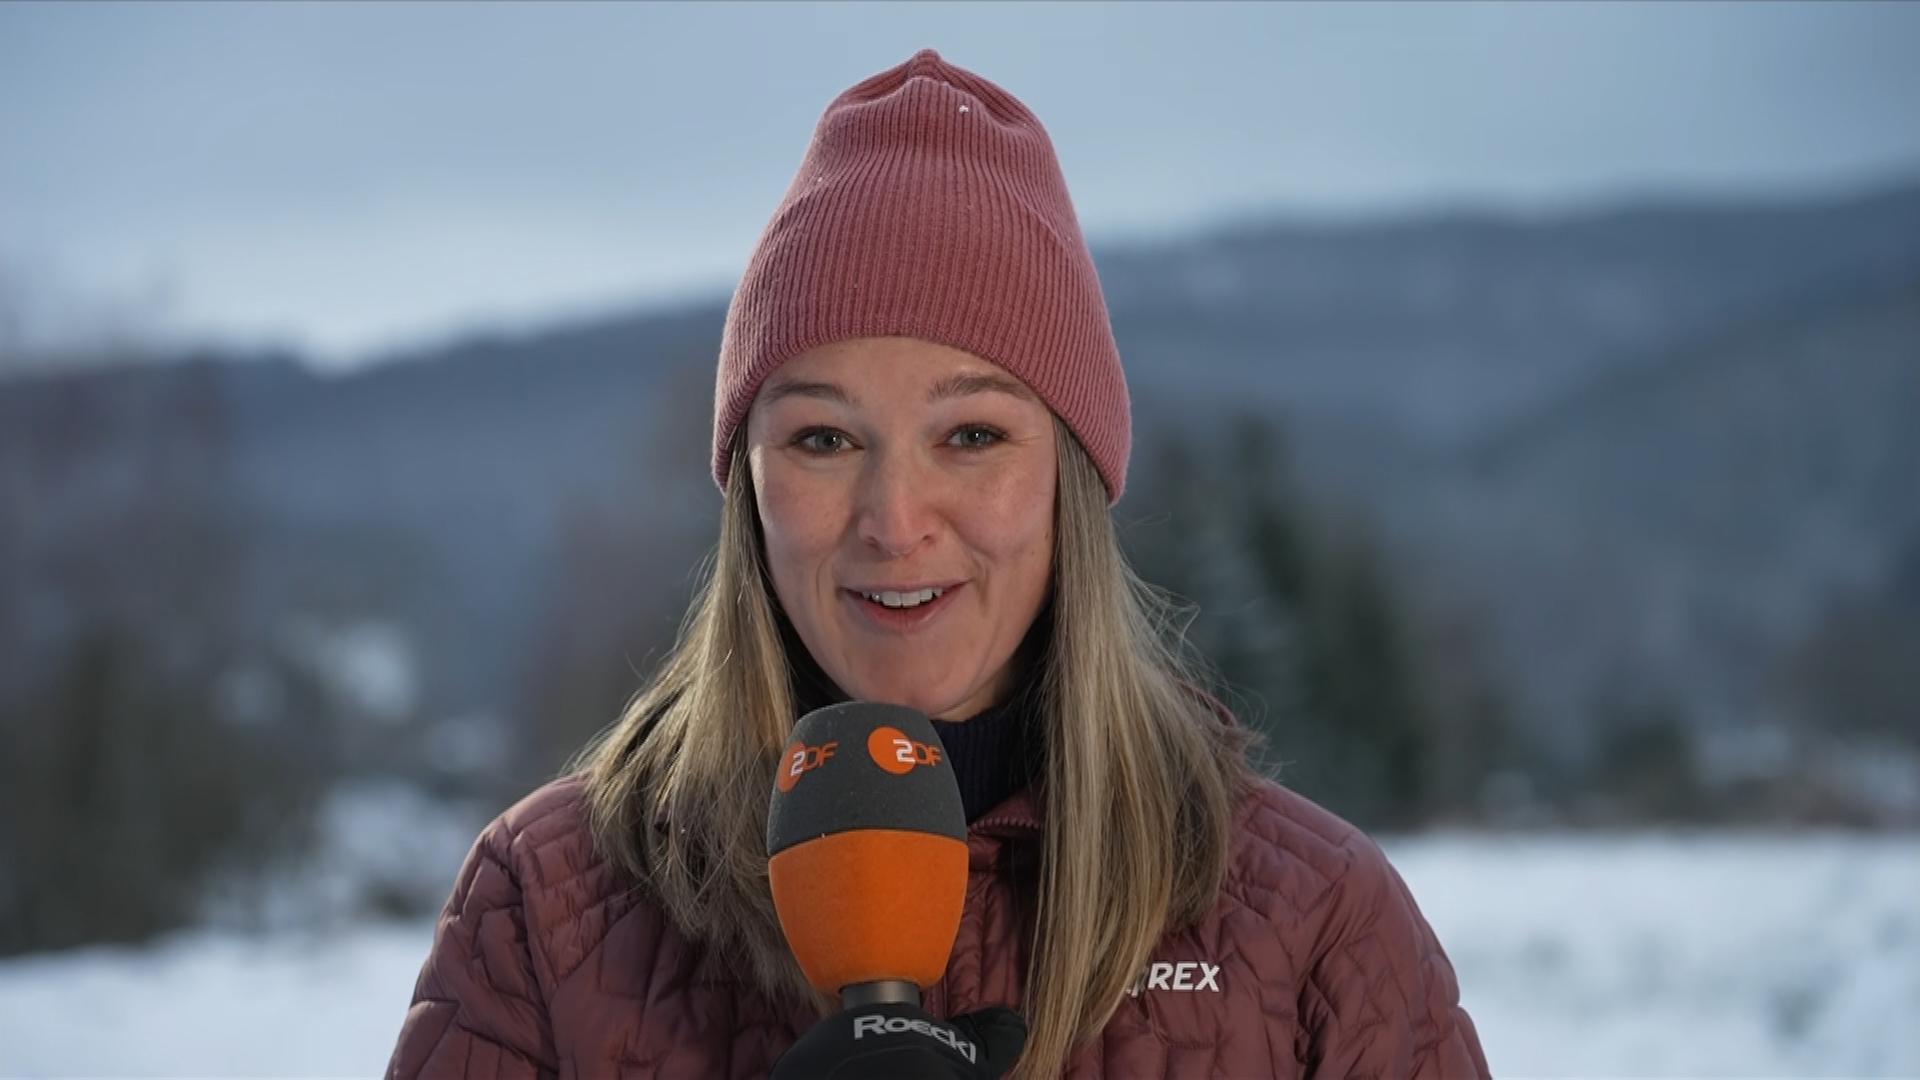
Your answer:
[840,979,921,1010]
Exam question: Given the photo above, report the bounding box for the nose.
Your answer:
[854,446,939,558]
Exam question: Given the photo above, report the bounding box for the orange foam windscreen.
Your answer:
[768,828,969,993]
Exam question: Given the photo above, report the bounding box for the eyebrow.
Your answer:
[760,371,1037,408]
[759,378,855,407]
[926,371,1038,404]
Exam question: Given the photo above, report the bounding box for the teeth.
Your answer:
[863,587,944,609]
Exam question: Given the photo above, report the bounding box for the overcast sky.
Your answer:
[4,1,1918,370]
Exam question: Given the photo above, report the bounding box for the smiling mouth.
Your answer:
[841,582,966,626]
[850,586,949,610]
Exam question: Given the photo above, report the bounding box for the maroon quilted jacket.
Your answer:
[388,772,1489,1078]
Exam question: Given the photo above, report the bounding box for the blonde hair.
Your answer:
[571,419,1254,1078]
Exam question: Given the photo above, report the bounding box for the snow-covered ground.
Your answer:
[2,831,1915,1077]
[0,922,430,1078]
[1383,831,1920,1077]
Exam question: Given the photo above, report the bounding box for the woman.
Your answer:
[389,49,1489,1080]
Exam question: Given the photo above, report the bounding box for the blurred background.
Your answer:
[3,1,1918,1075]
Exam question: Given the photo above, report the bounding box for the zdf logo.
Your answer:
[776,740,838,792]
[868,726,943,775]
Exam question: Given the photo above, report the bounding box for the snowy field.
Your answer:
[2,830,1915,1078]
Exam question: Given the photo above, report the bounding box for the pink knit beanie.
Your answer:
[712,48,1131,504]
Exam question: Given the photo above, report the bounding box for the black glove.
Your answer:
[771,1002,1027,1079]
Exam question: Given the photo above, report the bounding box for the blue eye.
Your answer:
[949,425,1007,450]
[793,428,852,454]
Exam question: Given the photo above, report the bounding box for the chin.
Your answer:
[848,675,955,718]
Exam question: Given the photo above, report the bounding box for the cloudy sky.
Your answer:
[4,1,1918,370]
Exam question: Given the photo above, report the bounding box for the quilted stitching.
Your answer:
[388,775,1490,1079]
[385,813,562,1079]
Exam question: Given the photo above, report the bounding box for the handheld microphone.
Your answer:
[766,701,968,1010]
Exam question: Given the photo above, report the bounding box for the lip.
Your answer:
[841,582,965,634]
[843,580,967,595]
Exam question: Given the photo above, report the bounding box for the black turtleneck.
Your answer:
[928,680,1041,823]
[783,605,1048,824]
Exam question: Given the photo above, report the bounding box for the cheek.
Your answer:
[971,471,1055,587]
[755,472,842,596]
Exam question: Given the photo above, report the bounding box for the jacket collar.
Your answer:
[964,787,1044,873]
[970,787,1043,837]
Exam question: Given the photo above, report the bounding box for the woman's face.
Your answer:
[746,336,1057,721]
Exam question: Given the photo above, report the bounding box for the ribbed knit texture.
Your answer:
[713,48,1131,503]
